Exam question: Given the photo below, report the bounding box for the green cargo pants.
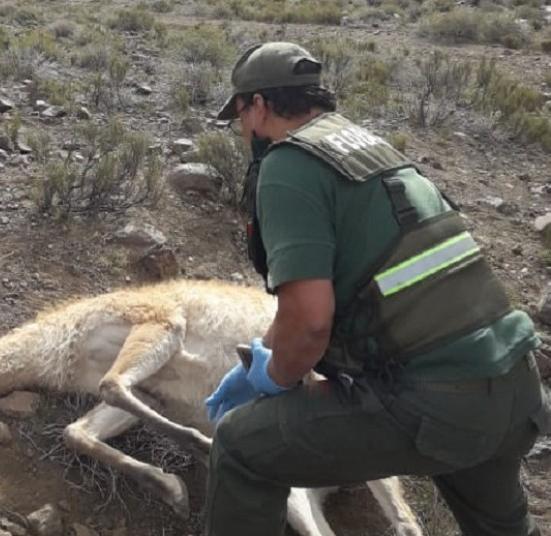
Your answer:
[204,353,550,536]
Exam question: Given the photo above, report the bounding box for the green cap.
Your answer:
[217,42,322,120]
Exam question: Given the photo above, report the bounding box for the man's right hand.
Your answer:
[205,363,257,422]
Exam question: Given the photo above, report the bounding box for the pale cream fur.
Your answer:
[0,278,422,536]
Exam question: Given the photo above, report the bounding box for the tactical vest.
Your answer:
[245,113,511,376]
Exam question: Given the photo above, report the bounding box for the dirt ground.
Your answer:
[1,1,551,535]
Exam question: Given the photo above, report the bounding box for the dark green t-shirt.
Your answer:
[257,144,539,381]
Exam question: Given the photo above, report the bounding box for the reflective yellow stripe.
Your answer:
[375,232,480,297]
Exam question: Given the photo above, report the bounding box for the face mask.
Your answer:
[251,130,272,160]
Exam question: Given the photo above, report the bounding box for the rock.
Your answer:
[539,284,551,326]
[34,100,49,112]
[135,84,152,95]
[76,106,91,120]
[168,163,221,197]
[480,195,504,209]
[170,138,195,156]
[0,149,8,161]
[17,141,32,154]
[62,141,80,151]
[0,421,13,445]
[71,523,99,536]
[138,244,179,280]
[496,201,519,216]
[535,213,551,233]
[0,517,27,536]
[511,245,523,256]
[41,106,66,119]
[114,222,166,248]
[0,135,13,152]
[0,391,41,417]
[0,98,14,113]
[27,504,62,536]
[517,173,531,182]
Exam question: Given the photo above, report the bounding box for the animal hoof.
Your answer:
[164,473,190,519]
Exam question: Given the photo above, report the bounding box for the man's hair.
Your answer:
[238,85,336,119]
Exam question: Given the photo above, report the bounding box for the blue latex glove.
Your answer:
[247,338,291,396]
[205,363,257,422]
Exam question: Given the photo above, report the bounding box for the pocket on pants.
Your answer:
[415,416,501,468]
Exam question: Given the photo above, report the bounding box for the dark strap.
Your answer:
[381,176,419,229]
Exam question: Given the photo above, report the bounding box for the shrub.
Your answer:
[419,8,529,48]
[33,119,164,217]
[418,8,480,43]
[12,7,42,27]
[171,25,234,69]
[108,8,155,32]
[542,39,551,54]
[409,51,472,127]
[28,78,76,107]
[152,0,174,12]
[50,20,77,39]
[170,81,191,115]
[389,132,408,153]
[196,131,249,207]
[479,13,529,49]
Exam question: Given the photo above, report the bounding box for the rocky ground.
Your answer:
[1,0,551,535]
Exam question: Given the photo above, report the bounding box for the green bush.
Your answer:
[418,8,480,43]
[207,0,344,25]
[479,13,529,49]
[420,8,529,48]
[108,8,155,32]
[33,119,163,217]
[409,51,472,127]
[196,131,249,207]
[170,25,234,69]
[389,132,408,153]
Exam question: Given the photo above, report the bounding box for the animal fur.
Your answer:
[0,278,423,536]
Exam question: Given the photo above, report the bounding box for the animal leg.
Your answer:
[286,488,337,536]
[97,323,212,464]
[367,478,423,536]
[63,402,190,518]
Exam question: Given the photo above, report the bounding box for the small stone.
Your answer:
[17,142,32,154]
[168,163,221,197]
[0,148,8,161]
[41,106,66,119]
[0,135,13,152]
[0,517,27,536]
[0,421,12,445]
[518,173,531,182]
[230,272,244,282]
[0,98,14,113]
[114,222,166,248]
[34,100,49,112]
[71,523,99,536]
[27,504,63,536]
[62,141,80,151]
[76,106,91,120]
[170,138,195,156]
[135,84,152,95]
[496,201,519,216]
[535,213,551,233]
[0,391,41,417]
[511,245,523,256]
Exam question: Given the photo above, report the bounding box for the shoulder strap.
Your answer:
[381,175,419,229]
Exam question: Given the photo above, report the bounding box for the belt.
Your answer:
[404,352,536,393]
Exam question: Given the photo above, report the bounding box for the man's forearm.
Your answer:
[267,309,331,387]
